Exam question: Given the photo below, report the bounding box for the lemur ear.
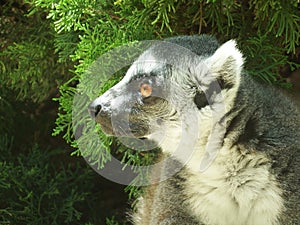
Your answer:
[204,40,244,88]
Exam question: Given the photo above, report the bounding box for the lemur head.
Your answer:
[88,35,244,151]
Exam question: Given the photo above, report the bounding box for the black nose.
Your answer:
[88,103,102,118]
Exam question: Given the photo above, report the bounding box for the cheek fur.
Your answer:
[142,97,175,121]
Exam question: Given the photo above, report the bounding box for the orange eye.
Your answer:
[140,83,152,98]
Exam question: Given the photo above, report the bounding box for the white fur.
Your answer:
[124,52,165,83]
[205,40,244,78]
[184,145,283,225]
[149,102,284,225]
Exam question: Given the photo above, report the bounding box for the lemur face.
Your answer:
[88,36,244,147]
[88,57,177,138]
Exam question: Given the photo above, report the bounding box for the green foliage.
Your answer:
[250,0,300,53]
[0,136,94,225]
[42,0,299,172]
[241,35,289,85]
[0,89,15,136]
[106,216,123,225]
[0,1,71,103]
[24,0,300,207]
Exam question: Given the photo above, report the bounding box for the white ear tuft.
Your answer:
[205,40,244,86]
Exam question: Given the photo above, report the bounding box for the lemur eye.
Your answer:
[140,83,152,98]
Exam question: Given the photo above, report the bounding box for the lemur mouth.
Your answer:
[95,115,149,138]
[95,116,115,135]
[88,101,150,138]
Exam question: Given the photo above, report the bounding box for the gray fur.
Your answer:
[89,35,300,225]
